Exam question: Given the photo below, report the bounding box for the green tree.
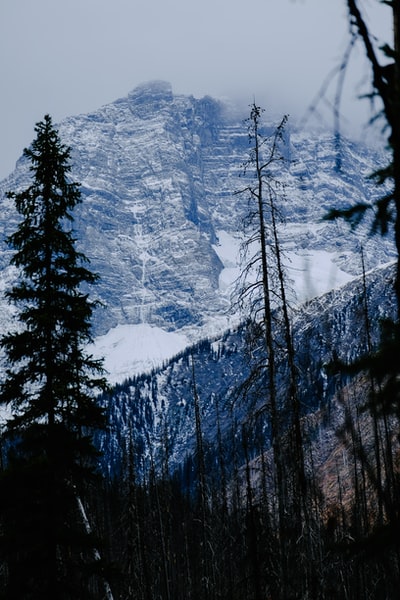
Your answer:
[0,115,110,599]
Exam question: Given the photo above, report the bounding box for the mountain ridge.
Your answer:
[0,81,396,383]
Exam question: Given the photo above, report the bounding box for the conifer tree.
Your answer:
[0,115,109,599]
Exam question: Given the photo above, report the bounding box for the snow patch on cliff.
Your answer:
[91,323,188,384]
[286,250,354,303]
[212,230,241,294]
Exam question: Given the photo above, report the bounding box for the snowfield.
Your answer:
[90,323,189,384]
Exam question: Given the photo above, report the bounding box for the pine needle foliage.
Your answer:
[0,115,109,599]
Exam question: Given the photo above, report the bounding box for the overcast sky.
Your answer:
[0,0,391,179]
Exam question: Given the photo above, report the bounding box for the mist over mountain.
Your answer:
[0,81,396,384]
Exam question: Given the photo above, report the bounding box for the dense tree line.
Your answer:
[98,94,400,598]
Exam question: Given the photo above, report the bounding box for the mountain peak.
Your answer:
[127,80,173,107]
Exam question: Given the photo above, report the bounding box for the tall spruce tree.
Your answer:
[0,115,109,599]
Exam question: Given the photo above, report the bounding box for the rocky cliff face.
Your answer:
[0,81,396,381]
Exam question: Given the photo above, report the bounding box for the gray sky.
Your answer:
[0,0,391,179]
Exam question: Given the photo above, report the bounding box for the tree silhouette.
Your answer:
[0,115,110,599]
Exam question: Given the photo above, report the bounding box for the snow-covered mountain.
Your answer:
[0,81,396,383]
